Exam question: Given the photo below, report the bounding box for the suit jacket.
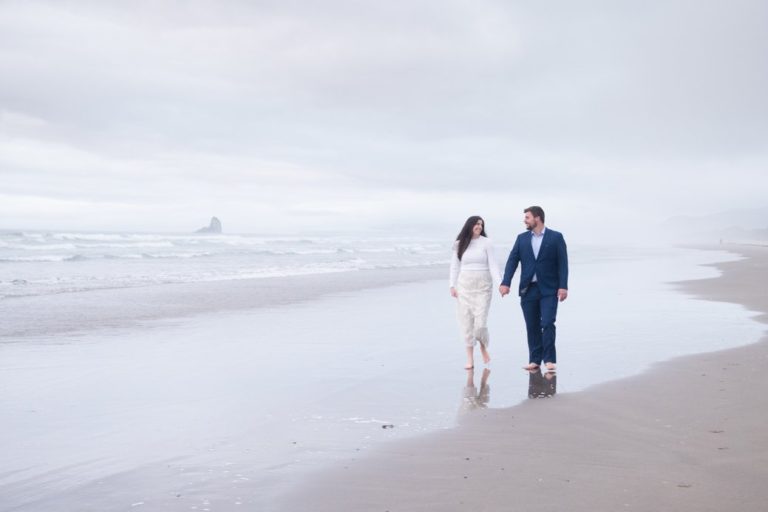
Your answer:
[501,228,568,297]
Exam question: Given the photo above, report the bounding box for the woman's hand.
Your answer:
[450,287,458,298]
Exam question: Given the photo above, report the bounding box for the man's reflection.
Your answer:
[528,369,556,399]
[459,368,491,414]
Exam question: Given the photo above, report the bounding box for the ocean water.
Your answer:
[0,231,450,299]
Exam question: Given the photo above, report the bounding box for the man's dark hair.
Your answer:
[524,206,545,223]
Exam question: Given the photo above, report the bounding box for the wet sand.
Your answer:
[277,245,768,512]
[0,265,445,339]
[1,246,763,511]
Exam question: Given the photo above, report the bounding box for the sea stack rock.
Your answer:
[196,217,222,234]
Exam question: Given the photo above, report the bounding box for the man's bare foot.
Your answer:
[522,363,540,371]
[465,362,474,370]
[480,345,491,365]
[545,362,557,371]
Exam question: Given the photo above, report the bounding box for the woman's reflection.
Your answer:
[528,368,556,399]
[459,368,491,414]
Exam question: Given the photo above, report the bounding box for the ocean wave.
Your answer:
[0,252,222,263]
[0,259,448,299]
[356,247,397,253]
[50,233,168,242]
[1,231,449,254]
[0,255,72,263]
[102,254,143,260]
[139,252,214,260]
[0,231,452,301]
[1,243,80,251]
[280,248,350,255]
[75,242,176,249]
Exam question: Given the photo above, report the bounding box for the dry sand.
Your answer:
[276,245,768,512]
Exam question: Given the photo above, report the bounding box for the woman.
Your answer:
[449,216,502,369]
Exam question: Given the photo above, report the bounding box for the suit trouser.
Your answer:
[520,283,559,364]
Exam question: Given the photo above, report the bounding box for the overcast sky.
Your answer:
[1,0,766,237]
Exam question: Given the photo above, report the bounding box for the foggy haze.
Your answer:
[1,0,766,240]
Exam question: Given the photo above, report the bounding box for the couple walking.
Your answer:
[449,206,569,371]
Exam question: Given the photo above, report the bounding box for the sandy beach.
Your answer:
[1,244,764,511]
[3,2,766,510]
[276,245,768,512]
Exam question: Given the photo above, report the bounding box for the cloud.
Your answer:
[0,0,766,233]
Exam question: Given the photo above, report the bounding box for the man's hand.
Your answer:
[450,287,458,298]
[557,288,568,302]
[499,285,510,297]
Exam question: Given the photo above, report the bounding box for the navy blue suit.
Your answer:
[502,229,568,365]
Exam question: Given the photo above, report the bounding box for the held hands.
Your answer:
[450,287,458,298]
[497,286,567,300]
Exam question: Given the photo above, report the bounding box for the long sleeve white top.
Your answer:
[449,236,502,288]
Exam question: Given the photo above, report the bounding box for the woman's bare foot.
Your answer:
[464,346,476,370]
[480,345,491,365]
[522,363,540,371]
[545,362,557,371]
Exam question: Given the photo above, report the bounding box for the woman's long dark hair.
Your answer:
[455,216,487,260]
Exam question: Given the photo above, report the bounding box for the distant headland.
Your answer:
[196,217,222,234]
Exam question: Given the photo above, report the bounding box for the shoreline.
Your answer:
[0,264,445,340]
[1,245,763,511]
[276,244,768,511]
[676,244,768,324]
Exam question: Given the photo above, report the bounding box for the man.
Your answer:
[499,206,568,372]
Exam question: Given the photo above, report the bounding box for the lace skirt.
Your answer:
[456,271,492,347]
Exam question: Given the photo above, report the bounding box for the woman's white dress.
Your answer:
[449,237,502,347]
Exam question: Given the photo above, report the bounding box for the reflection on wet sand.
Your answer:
[528,369,557,399]
[459,368,491,414]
